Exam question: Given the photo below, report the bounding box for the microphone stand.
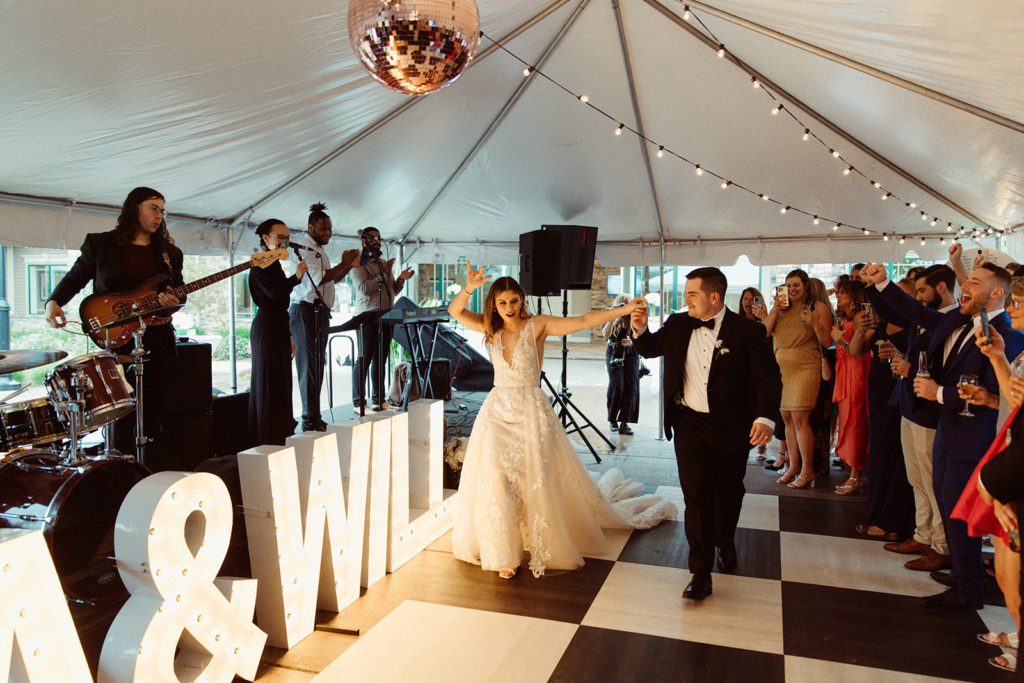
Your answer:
[292,244,329,430]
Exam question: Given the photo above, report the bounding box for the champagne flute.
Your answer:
[917,351,930,379]
[861,302,878,329]
[958,374,979,416]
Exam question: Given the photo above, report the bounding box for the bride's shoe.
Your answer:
[499,568,518,579]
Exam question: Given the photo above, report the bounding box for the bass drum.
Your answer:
[0,452,149,603]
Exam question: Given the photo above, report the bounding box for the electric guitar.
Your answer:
[79,248,288,349]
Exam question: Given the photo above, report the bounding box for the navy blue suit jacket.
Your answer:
[873,280,1024,464]
[863,287,940,428]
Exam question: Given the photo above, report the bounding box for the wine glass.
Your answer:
[958,374,979,416]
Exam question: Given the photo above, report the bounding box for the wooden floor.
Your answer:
[252,439,1017,683]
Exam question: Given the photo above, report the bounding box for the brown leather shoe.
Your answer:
[905,550,952,571]
[884,538,932,555]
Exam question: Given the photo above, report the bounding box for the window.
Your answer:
[27,265,67,314]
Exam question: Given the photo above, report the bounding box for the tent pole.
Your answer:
[657,238,665,441]
[672,0,1024,135]
[642,0,997,231]
[228,224,237,393]
[611,0,666,243]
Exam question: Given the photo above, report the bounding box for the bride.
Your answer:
[448,264,676,579]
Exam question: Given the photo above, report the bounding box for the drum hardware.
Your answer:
[0,382,31,404]
[129,323,149,466]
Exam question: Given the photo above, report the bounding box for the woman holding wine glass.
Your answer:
[831,279,871,495]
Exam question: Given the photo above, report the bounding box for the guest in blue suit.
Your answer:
[861,259,1024,609]
[866,264,958,572]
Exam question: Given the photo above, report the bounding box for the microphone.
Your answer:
[289,243,306,261]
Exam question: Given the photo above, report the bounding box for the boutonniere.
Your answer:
[714,339,730,356]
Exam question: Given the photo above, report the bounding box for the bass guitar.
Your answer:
[80,248,288,349]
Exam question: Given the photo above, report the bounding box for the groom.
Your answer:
[632,267,782,600]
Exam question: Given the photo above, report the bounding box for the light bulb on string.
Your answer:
[780,206,789,214]
[522,67,532,77]
[760,194,769,201]
[695,165,703,176]
[832,223,840,231]
[843,166,852,176]
[657,146,664,158]
[940,237,946,245]
[831,149,840,158]
[578,94,588,103]
[717,44,726,57]
[882,193,891,200]
[802,128,810,141]
[721,180,730,189]
[614,124,623,136]
[930,219,938,226]
[772,104,783,115]
[812,216,820,225]
[683,5,691,20]
[899,236,906,244]
[920,237,926,245]
[751,77,760,88]
[883,233,890,241]
[909,202,917,208]
[873,181,882,189]
[946,222,953,231]
[920,212,927,220]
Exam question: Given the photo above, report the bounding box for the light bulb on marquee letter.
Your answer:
[348,0,481,95]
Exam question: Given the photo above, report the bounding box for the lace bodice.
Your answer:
[490,319,540,388]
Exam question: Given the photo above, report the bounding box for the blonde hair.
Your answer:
[806,278,836,321]
[609,293,632,334]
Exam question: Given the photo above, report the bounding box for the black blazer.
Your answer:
[47,230,185,307]
[633,308,782,444]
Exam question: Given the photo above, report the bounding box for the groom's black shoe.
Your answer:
[683,573,713,600]
[716,546,737,572]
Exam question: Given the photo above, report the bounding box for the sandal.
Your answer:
[788,474,817,489]
[835,477,862,496]
[499,568,518,580]
[778,468,798,485]
[989,653,1017,672]
[979,631,1019,649]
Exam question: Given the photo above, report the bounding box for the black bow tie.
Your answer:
[694,318,715,330]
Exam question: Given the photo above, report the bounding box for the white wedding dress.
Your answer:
[452,318,677,577]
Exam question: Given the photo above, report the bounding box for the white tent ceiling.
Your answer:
[1,0,1022,266]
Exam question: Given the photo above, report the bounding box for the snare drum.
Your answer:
[0,397,67,448]
[45,351,134,432]
[0,451,149,603]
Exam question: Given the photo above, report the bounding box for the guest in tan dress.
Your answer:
[758,269,834,488]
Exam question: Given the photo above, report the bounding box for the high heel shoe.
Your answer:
[788,474,817,489]
[765,455,788,471]
[499,567,518,579]
[777,469,798,485]
[834,477,863,496]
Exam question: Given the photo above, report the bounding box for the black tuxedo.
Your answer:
[634,308,782,575]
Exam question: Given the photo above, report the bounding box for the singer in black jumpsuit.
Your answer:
[249,220,304,445]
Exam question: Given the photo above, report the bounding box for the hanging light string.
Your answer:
[480,28,999,245]
[676,4,1000,239]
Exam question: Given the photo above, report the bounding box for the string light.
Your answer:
[920,237,926,245]
[479,30,1002,244]
[683,5,691,20]
[899,236,906,244]
[883,233,890,241]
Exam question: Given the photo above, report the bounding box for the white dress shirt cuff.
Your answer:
[754,417,775,431]
[874,278,891,291]
[631,325,648,339]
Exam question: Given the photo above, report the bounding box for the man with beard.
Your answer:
[866,264,957,572]
[862,259,1024,609]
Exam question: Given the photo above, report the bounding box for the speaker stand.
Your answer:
[537,291,613,464]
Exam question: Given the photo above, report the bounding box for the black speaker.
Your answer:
[542,225,598,290]
[211,391,255,456]
[519,230,563,296]
[165,341,213,415]
[146,410,212,472]
[423,359,451,400]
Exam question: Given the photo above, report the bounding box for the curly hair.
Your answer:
[113,187,174,251]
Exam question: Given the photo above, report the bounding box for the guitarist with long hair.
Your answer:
[44,186,185,461]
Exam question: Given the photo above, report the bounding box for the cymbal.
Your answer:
[0,349,68,374]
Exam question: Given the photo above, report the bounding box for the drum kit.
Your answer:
[0,346,149,605]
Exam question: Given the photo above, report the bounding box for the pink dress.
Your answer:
[832,320,870,470]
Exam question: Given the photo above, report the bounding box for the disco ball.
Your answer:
[348,0,481,95]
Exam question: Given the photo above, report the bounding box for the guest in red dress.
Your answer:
[831,279,871,495]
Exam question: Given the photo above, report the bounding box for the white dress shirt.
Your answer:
[289,234,335,308]
[679,307,727,413]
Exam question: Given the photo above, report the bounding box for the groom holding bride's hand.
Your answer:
[632,267,782,601]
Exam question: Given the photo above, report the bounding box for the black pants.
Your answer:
[288,302,329,427]
[671,407,748,576]
[352,320,392,407]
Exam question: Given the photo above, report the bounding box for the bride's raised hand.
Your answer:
[465,261,492,292]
